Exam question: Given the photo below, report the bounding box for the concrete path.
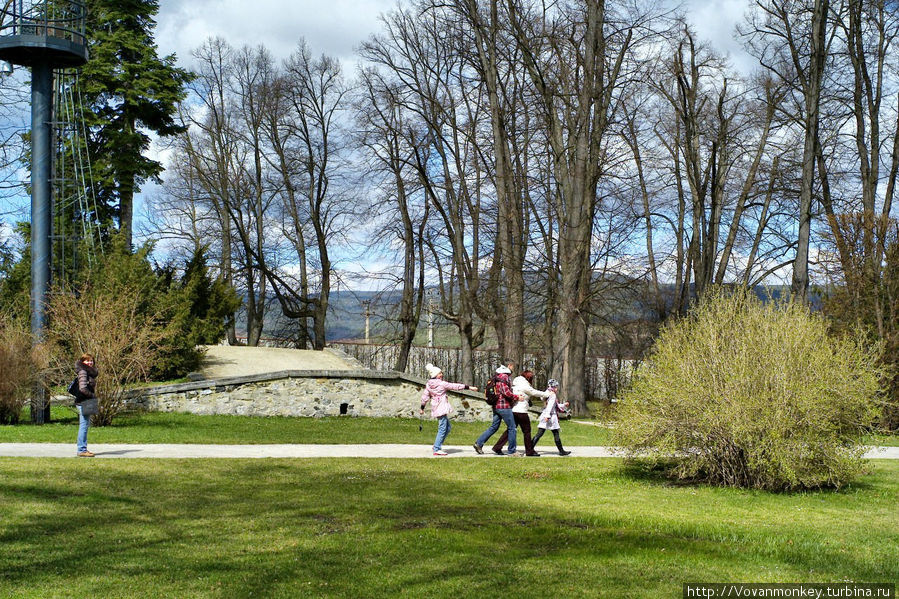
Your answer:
[1,444,897,459]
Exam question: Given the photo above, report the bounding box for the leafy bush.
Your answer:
[48,284,166,426]
[0,314,46,424]
[42,241,239,425]
[614,289,883,491]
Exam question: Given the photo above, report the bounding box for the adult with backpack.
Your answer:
[473,363,518,455]
[420,363,477,456]
[491,370,549,456]
[71,352,98,457]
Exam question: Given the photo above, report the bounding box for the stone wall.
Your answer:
[126,370,494,422]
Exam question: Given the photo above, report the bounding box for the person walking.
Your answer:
[472,360,517,454]
[492,370,548,456]
[420,363,477,456]
[532,379,571,456]
[474,364,519,455]
[73,353,98,458]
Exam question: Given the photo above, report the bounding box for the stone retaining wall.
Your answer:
[126,370,494,422]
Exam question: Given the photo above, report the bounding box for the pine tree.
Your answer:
[80,0,192,249]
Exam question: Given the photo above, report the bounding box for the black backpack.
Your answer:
[68,377,84,400]
[484,376,498,406]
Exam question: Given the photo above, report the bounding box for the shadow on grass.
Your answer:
[618,457,885,496]
[0,460,895,598]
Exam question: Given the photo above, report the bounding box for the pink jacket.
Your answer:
[421,378,466,418]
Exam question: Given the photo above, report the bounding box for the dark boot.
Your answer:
[554,430,570,455]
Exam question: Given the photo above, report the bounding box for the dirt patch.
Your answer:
[198,345,357,379]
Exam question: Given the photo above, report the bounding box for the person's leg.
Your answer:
[553,429,570,455]
[497,409,517,454]
[532,426,545,446]
[492,429,509,454]
[475,411,502,449]
[518,413,537,455]
[434,416,450,452]
[76,405,89,454]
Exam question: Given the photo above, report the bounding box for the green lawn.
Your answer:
[5,407,897,447]
[0,458,896,598]
[2,406,614,445]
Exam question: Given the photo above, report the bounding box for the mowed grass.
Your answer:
[2,406,614,445]
[0,458,896,598]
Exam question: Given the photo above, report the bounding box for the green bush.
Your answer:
[614,289,883,491]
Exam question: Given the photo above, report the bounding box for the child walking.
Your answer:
[532,379,572,456]
[420,363,477,456]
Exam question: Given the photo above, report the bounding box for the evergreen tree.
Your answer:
[80,0,192,249]
[152,247,241,379]
[0,223,32,322]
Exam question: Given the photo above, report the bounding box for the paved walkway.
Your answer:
[1,444,897,459]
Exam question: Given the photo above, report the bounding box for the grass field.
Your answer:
[0,458,896,598]
[3,407,615,446]
[6,406,898,447]
[2,409,897,597]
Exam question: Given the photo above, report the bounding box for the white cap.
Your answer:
[496,366,511,375]
[426,363,442,378]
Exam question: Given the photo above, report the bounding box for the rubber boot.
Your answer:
[555,434,570,456]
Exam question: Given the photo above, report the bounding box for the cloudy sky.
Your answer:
[140,0,759,280]
[155,0,755,71]
[156,0,397,69]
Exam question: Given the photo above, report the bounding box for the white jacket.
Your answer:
[538,390,567,430]
[511,376,551,414]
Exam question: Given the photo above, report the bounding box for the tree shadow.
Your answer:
[0,459,893,597]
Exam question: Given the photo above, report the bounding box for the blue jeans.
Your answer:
[477,408,516,453]
[433,415,451,451]
[76,404,90,453]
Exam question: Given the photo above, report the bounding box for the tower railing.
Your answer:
[0,0,88,66]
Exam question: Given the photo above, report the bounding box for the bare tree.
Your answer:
[355,67,429,371]
[505,0,644,413]
[742,0,833,302]
[361,3,491,382]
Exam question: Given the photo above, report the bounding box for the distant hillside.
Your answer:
[234,283,820,344]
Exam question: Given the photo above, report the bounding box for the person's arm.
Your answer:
[495,378,515,401]
[523,381,551,400]
[420,386,430,411]
[77,369,94,398]
[442,381,471,392]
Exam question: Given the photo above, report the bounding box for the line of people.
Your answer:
[420,362,570,457]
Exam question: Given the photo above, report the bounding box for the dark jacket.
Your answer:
[74,359,98,402]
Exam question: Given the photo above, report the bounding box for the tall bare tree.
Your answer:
[742,0,833,302]
[505,0,642,413]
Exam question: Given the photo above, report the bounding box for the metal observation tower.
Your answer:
[0,0,88,423]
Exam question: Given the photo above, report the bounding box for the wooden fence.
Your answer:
[328,341,633,401]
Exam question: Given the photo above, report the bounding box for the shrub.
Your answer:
[47,284,165,426]
[0,314,46,424]
[614,289,883,491]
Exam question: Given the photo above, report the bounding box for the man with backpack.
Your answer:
[473,362,519,455]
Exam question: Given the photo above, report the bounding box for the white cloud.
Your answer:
[157,0,396,68]
[683,0,758,74]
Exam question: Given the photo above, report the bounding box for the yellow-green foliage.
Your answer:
[614,289,883,490]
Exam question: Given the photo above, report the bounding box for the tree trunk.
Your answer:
[791,0,829,302]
